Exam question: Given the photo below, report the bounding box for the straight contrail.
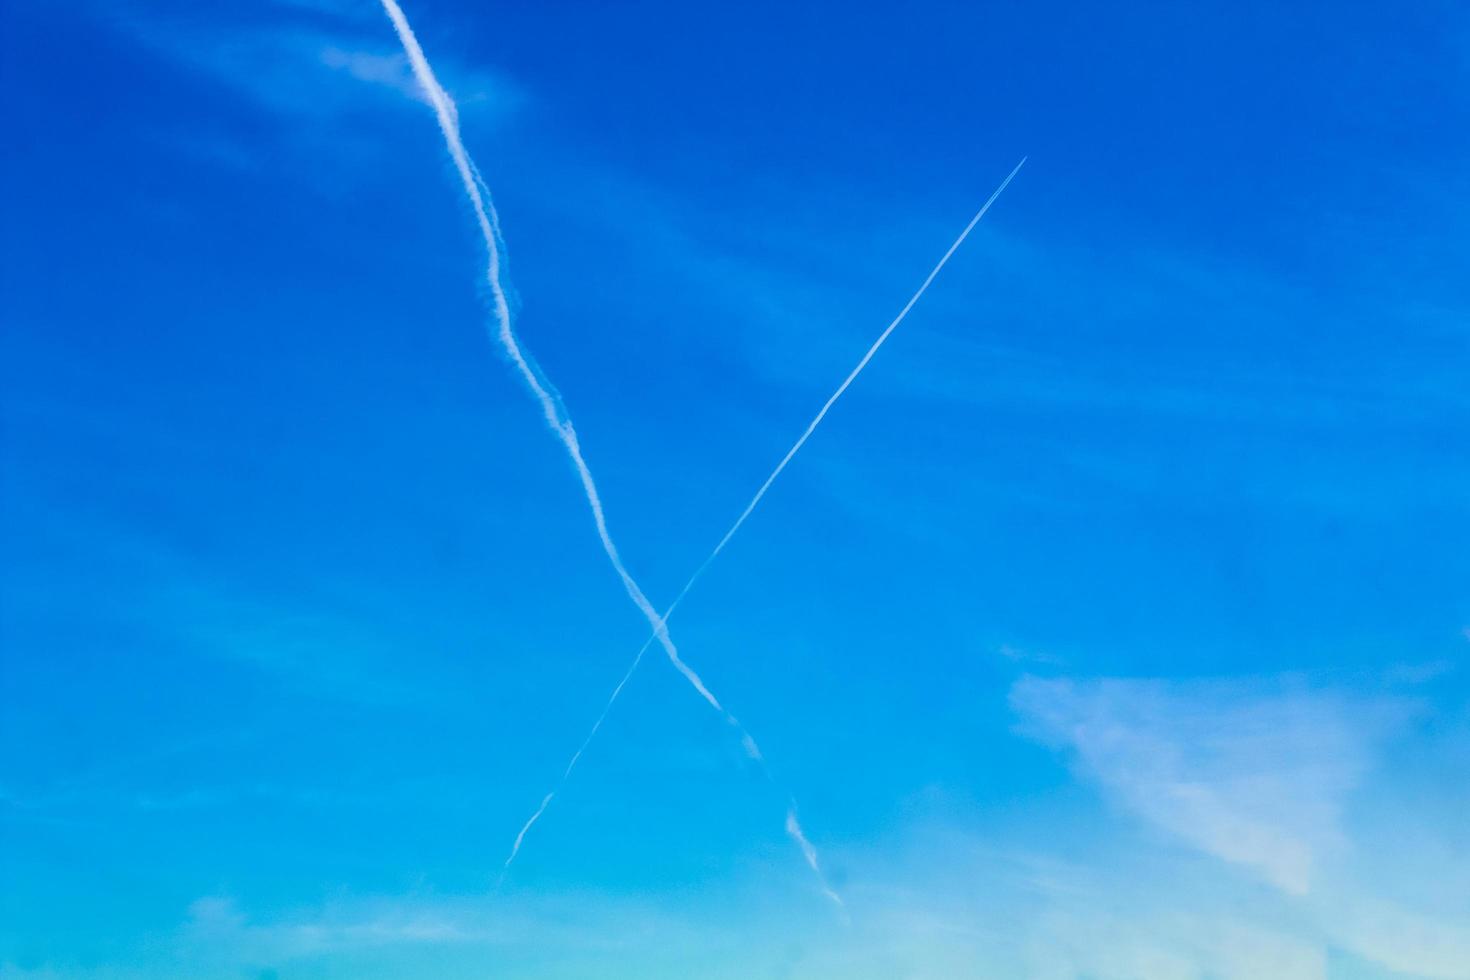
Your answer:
[376,0,834,901]
[505,160,1027,873]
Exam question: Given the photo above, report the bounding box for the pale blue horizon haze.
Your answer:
[1,1,1468,978]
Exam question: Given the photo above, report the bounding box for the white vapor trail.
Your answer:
[504,160,1027,877]
[376,0,830,899]
[377,0,727,714]
[787,810,844,910]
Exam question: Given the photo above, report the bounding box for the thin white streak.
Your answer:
[500,647,644,876]
[502,792,553,882]
[686,157,1027,596]
[505,162,1026,887]
[787,808,844,910]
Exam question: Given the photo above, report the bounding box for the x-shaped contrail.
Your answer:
[378,0,1023,907]
[501,162,1026,879]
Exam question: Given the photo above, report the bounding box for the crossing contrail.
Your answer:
[504,159,1027,873]
[376,0,833,901]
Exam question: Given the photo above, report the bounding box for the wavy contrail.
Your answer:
[504,160,1027,876]
[376,0,833,901]
[378,0,715,716]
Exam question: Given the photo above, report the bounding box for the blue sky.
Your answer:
[2,0,1468,977]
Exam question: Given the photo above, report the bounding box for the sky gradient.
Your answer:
[2,1,1468,977]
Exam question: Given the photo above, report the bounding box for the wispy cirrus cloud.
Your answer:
[12,744,1469,980]
[0,871,1308,980]
[190,29,523,122]
[1009,674,1390,894]
[1010,672,1470,979]
[0,844,1339,979]
[68,0,524,179]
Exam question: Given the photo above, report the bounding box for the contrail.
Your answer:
[377,0,723,712]
[376,0,829,899]
[787,809,844,910]
[504,160,1027,875]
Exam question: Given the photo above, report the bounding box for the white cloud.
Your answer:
[1010,672,1470,979]
[182,895,474,958]
[319,45,424,102]
[15,806,1467,980]
[1009,674,1388,893]
[1323,894,1470,979]
[67,878,1325,980]
[78,1,525,180]
[1023,899,1326,980]
[170,28,522,123]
